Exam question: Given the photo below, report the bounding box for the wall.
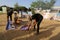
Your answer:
[2,7,7,13]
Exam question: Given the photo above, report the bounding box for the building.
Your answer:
[51,6,60,12]
[0,5,13,13]
[34,6,60,20]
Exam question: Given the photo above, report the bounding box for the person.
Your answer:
[14,10,19,28]
[7,8,13,22]
[14,11,18,23]
[31,13,43,34]
[28,9,43,34]
[7,8,13,27]
[27,8,33,29]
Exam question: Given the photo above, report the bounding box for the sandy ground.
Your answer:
[0,14,60,40]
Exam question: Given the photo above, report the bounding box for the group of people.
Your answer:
[7,8,43,34]
[7,8,19,28]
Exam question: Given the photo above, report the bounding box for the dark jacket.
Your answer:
[31,13,43,22]
[7,9,13,16]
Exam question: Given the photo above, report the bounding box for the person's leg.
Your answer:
[14,17,16,24]
[6,16,9,30]
[7,16,9,21]
[33,24,36,31]
[15,18,17,29]
[37,21,40,34]
[10,15,12,21]
[31,20,36,31]
[10,15,12,27]
[37,18,43,34]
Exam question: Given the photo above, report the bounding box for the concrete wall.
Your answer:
[0,7,7,13]
[2,7,7,13]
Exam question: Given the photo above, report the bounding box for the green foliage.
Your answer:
[31,8,35,14]
[14,3,19,10]
[14,3,27,11]
[19,6,27,12]
[14,3,28,17]
[31,0,56,9]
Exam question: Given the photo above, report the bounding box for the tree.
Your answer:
[19,6,28,17]
[29,7,35,14]
[14,3,28,17]
[44,0,56,9]
[14,3,19,10]
[31,0,56,9]
[19,6,27,12]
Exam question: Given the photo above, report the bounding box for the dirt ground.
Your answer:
[0,14,60,40]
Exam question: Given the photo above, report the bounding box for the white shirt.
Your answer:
[14,11,18,14]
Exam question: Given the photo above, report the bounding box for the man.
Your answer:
[6,8,13,30]
[7,8,13,22]
[7,8,13,28]
[14,10,19,28]
[30,9,43,34]
[31,13,43,34]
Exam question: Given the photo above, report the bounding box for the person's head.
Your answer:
[14,11,18,15]
[14,9,19,13]
[15,13,17,15]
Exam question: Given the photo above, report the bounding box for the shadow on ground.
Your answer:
[0,24,60,40]
[40,24,60,29]
[15,24,60,40]
[49,33,60,40]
